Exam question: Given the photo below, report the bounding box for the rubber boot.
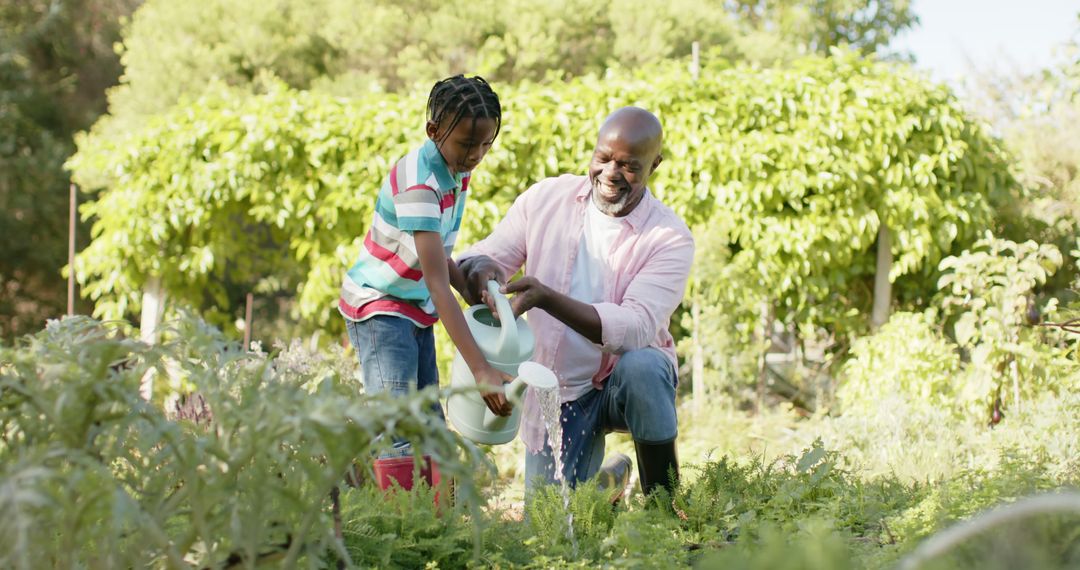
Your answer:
[594,453,633,505]
[633,440,679,498]
[344,461,367,488]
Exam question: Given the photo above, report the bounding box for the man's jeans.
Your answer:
[346,315,444,458]
[524,348,678,495]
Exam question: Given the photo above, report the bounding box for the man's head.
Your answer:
[588,107,663,217]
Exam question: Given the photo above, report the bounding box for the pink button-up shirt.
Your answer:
[459,174,695,452]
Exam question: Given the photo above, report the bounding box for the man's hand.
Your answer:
[474,364,514,416]
[459,255,506,308]
[502,276,551,317]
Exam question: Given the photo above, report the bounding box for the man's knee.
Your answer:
[611,348,676,401]
[607,349,678,443]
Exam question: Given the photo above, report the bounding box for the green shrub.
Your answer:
[0,315,487,568]
[695,519,856,570]
[680,442,916,544]
[336,483,476,569]
[525,480,620,561]
[937,234,1073,415]
[70,52,1014,345]
[837,311,961,415]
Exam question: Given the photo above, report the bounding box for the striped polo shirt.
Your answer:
[338,139,469,327]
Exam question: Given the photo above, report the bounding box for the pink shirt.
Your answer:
[459,174,695,452]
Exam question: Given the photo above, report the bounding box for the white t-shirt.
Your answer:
[555,198,626,399]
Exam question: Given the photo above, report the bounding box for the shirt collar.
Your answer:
[575,177,652,231]
[421,139,467,190]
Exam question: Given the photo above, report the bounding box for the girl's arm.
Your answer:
[415,230,512,416]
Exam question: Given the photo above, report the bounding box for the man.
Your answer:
[458,107,694,500]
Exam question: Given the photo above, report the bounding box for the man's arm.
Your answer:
[504,230,694,353]
[448,257,469,300]
[501,277,602,344]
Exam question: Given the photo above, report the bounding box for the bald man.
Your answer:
[458,107,695,502]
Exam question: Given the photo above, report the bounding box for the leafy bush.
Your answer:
[837,311,961,414]
[0,315,486,568]
[695,519,857,570]
[937,234,1073,415]
[887,455,1072,545]
[525,481,621,561]
[70,52,1014,346]
[336,484,477,569]
[679,441,916,544]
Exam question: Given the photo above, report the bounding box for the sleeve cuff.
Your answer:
[593,302,628,353]
[398,221,441,233]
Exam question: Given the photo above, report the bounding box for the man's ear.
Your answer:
[426,120,440,141]
[650,154,663,175]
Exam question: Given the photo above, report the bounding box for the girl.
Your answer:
[339,75,511,464]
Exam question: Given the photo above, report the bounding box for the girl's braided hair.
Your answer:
[427,75,501,143]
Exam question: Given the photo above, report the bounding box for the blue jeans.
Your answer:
[524,348,678,495]
[345,315,444,457]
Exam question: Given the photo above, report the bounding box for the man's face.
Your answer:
[587,131,661,217]
[429,116,498,175]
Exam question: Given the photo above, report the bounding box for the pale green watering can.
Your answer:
[447,281,557,445]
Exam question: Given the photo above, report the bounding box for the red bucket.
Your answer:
[373,455,441,492]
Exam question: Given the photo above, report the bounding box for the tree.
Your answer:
[726,0,918,56]
[959,14,1080,305]
[0,0,140,338]
[97,0,740,124]
[96,0,919,132]
[69,52,1014,346]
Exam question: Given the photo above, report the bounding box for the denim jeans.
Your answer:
[524,347,678,495]
[345,315,444,457]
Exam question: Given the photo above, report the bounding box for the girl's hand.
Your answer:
[474,364,514,416]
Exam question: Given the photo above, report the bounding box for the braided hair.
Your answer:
[426,75,502,144]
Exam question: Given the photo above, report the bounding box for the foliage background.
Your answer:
[2,1,1080,568]
[2,0,923,338]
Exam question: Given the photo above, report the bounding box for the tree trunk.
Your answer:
[871,223,893,330]
[139,277,166,400]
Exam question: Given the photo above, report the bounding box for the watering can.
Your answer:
[447,281,558,445]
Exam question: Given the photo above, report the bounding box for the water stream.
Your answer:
[534,386,579,556]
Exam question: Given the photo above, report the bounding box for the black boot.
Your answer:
[633,440,679,498]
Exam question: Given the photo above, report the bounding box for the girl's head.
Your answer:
[426,75,501,175]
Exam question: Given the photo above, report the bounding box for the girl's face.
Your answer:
[427,116,498,175]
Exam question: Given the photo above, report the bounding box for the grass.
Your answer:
[457,386,1080,569]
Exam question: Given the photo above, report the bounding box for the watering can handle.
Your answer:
[486,280,518,357]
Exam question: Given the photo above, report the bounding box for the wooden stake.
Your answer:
[67,183,76,316]
[691,298,704,412]
[691,41,700,82]
[243,292,254,351]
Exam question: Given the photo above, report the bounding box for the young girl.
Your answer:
[339,75,511,463]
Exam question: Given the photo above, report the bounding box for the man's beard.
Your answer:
[591,179,637,216]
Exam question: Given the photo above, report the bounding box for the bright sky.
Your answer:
[891,0,1079,83]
